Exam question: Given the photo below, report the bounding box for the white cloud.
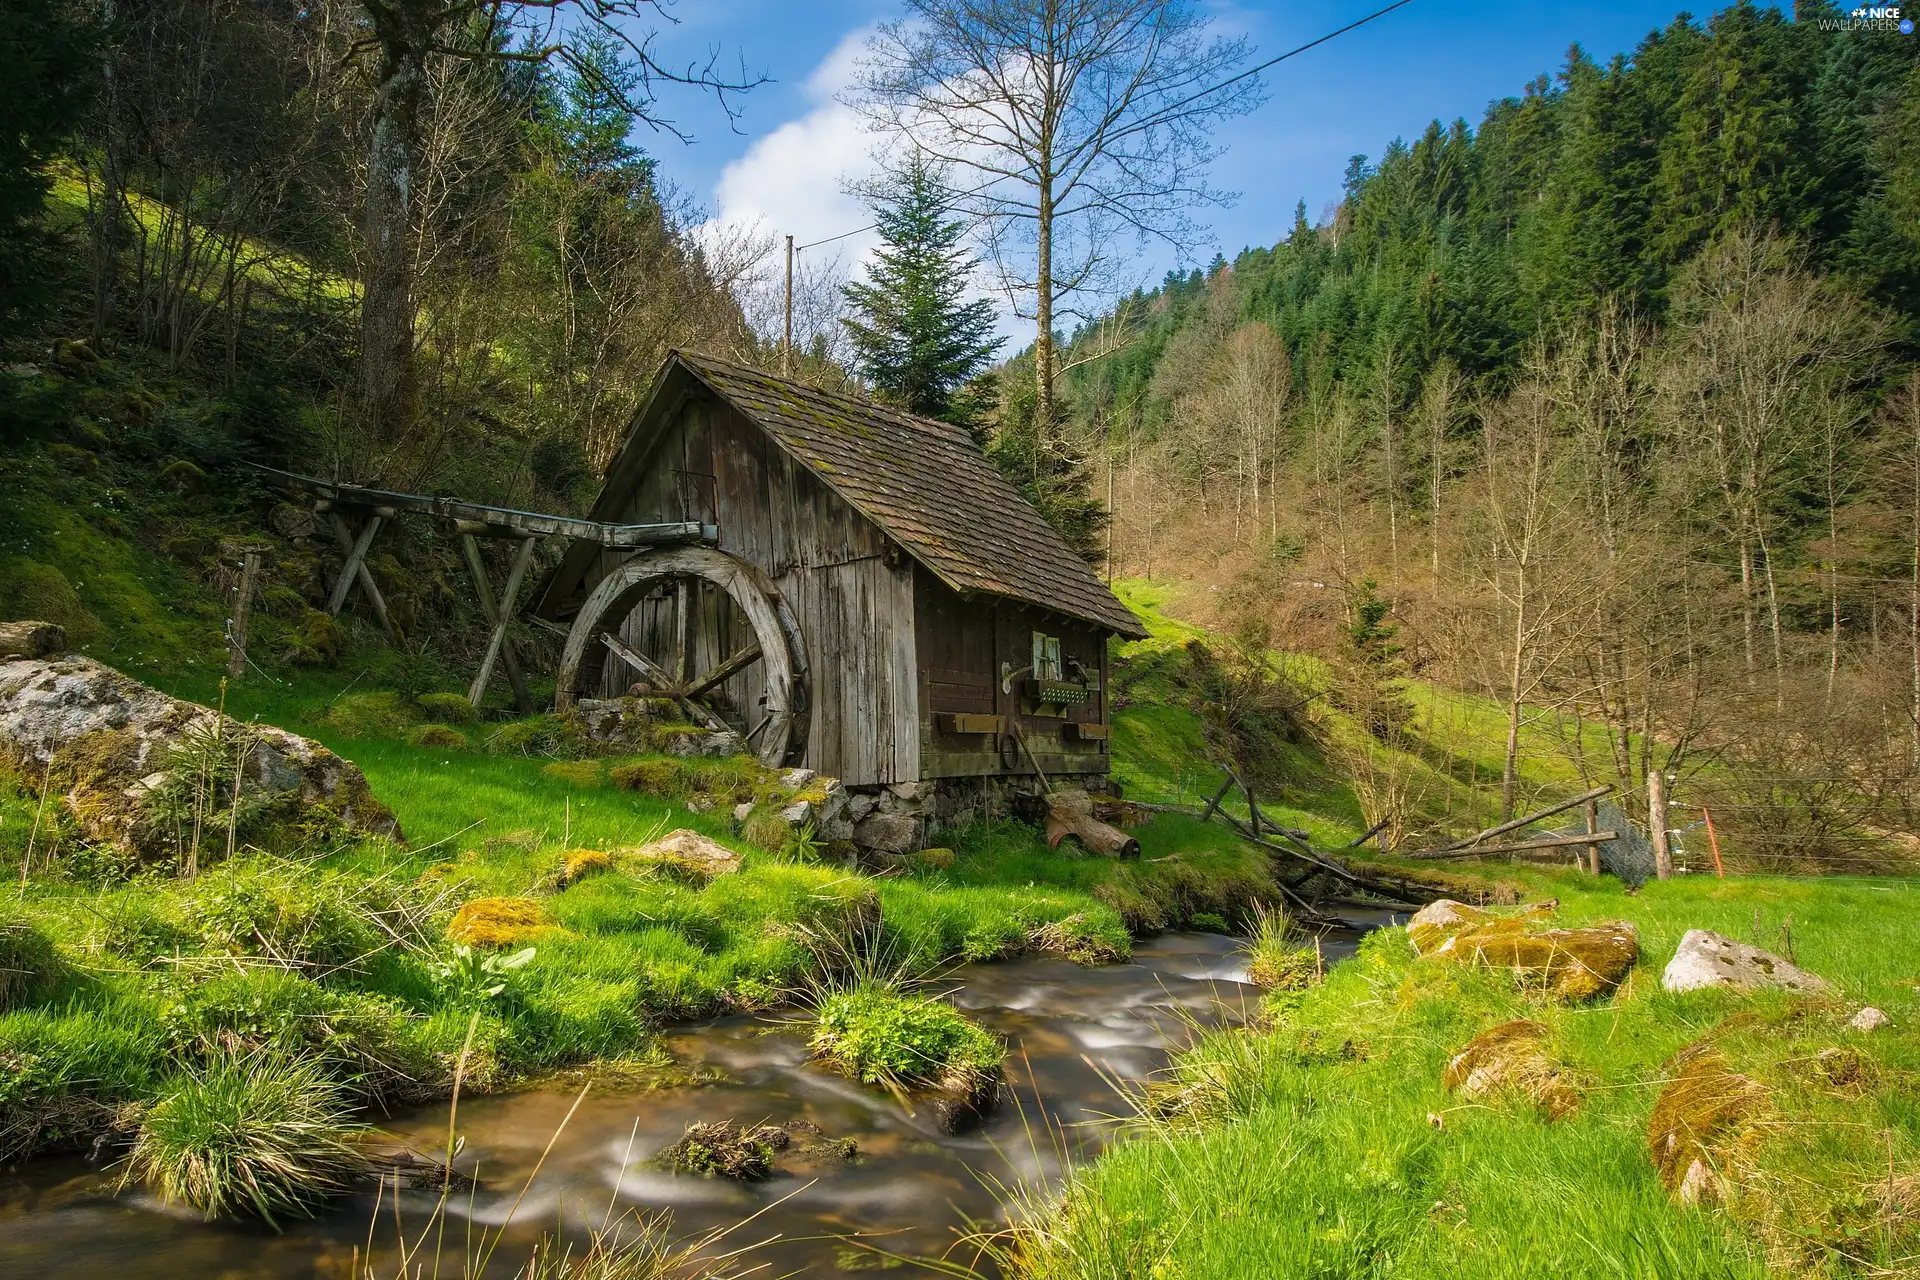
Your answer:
[703,28,881,273]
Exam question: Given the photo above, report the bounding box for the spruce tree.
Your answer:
[842,155,1004,420]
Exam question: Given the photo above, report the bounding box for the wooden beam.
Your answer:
[325,514,396,640]
[600,631,730,734]
[1419,830,1620,861]
[684,642,761,701]
[1346,817,1392,849]
[1430,784,1615,855]
[223,542,267,679]
[246,462,710,547]
[458,533,531,713]
[466,534,539,712]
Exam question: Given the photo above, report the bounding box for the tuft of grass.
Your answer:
[655,1119,784,1181]
[0,909,59,1009]
[1244,903,1319,991]
[412,692,478,725]
[404,723,469,750]
[123,1053,368,1225]
[809,986,1003,1099]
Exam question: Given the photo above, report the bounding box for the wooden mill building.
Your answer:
[534,351,1147,794]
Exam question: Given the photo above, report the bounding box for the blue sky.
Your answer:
[637,0,1698,322]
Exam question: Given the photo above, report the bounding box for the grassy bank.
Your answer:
[1004,870,1920,1279]
[0,671,1297,1198]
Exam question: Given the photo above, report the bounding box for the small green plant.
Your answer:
[1188,911,1230,934]
[0,911,58,1009]
[430,943,536,1003]
[1244,903,1319,990]
[123,1053,368,1224]
[809,986,1003,1098]
[777,820,822,863]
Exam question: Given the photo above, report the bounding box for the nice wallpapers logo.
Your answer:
[1823,5,1916,31]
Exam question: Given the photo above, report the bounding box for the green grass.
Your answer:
[809,986,1004,1095]
[1007,870,1920,1280]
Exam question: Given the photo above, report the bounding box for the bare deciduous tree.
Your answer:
[851,0,1260,432]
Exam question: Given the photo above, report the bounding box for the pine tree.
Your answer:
[842,155,1004,420]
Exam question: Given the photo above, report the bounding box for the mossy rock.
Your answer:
[413,692,478,725]
[809,988,1004,1114]
[404,723,469,750]
[913,847,957,871]
[655,1120,787,1181]
[446,897,550,948]
[320,692,421,739]
[156,459,209,497]
[1442,1019,1581,1121]
[1648,1040,1768,1204]
[0,561,104,647]
[1407,899,1636,1002]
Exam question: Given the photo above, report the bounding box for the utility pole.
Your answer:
[1647,769,1673,881]
[783,234,793,377]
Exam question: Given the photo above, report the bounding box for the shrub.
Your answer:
[447,897,549,948]
[810,987,1003,1097]
[404,723,469,750]
[413,692,478,725]
[0,911,58,1009]
[124,1054,369,1224]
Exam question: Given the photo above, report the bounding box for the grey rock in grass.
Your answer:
[1850,1006,1891,1033]
[0,655,400,855]
[632,828,742,880]
[1661,929,1834,996]
[853,811,919,855]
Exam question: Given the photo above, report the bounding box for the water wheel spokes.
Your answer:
[556,547,808,767]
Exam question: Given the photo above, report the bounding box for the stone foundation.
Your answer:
[764,769,1115,856]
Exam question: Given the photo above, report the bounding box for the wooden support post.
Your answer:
[1702,805,1725,878]
[324,514,397,640]
[1585,796,1602,875]
[673,578,692,688]
[223,541,267,678]
[466,534,538,712]
[1648,770,1673,881]
[1199,774,1235,823]
[599,632,730,734]
[458,532,533,713]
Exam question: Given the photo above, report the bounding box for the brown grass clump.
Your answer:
[446,897,549,948]
[1648,1040,1769,1204]
[1442,1019,1582,1120]
[539,759,604,788]
[741,805,793,851]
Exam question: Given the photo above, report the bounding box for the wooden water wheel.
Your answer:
[554,547,809,766]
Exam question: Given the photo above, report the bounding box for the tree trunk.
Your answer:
[1502,569,1527,821]
[361,9,430,445]
[1033,175,1055,437]
[91,0,124,345]
[1738,537,1756,682]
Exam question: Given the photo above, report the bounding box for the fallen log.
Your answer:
[1045,789,1140,858]
[1416,830,1619,861]
[0,621,68,659]
[1425,785,1614,856]
[1124,799,1437,906]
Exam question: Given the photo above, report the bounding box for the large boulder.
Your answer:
[0,655,400,855]
[1661,929,1834,996]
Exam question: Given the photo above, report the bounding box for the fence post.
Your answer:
[1648,770,1673,881]
[1585,796,1601,875]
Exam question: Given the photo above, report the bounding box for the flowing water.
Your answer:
[0,920,1390,1278]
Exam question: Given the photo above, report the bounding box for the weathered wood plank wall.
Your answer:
[585,394,920,785]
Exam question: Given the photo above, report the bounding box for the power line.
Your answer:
[780,0,1417,356]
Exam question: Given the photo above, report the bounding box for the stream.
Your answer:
[0,919,1390,1278]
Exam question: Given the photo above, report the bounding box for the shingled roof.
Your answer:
[579,351,1146,638]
